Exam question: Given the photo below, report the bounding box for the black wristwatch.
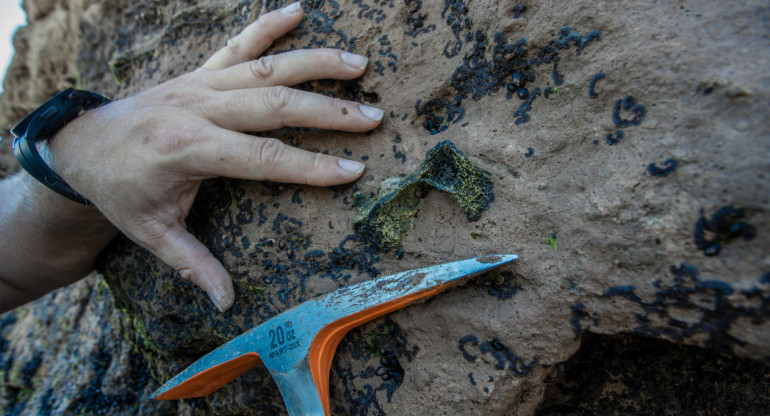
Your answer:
[10,88,110,205]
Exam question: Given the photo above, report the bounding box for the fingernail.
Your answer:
[341,52,368,70]
[207,292,225,312]
[280,1,301,15]
[359,104,384,121]
[338,159,365,175]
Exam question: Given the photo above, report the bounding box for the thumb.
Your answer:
[146,225,235,312]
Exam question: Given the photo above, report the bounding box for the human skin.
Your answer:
[0,2,383,313]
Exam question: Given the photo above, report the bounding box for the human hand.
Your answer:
[47,2,383,312]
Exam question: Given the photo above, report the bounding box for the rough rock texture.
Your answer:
[1,0,769,415]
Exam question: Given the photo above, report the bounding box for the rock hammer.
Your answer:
[152,254,518,414]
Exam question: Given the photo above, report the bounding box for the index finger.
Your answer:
[200,2,303,71]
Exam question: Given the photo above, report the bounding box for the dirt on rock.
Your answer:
[1,1,768,415]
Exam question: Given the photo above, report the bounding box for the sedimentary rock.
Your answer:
[1,1,768,414]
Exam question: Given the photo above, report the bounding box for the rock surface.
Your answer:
[1,0,769,415]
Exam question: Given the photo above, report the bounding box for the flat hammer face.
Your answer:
[152,254,518,415]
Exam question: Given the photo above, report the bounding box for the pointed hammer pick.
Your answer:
[152,254,518,415]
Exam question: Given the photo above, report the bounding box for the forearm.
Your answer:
[0,171,117,312]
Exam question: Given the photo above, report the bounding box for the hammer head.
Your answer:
[152,254,518,415]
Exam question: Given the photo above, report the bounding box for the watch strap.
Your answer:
[10,88,110,205]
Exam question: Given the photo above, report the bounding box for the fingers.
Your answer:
[203,86,384,132]
[201,48,369,91]
[200,2,303,71]
[145,224,235,312]
[188,130,366,186]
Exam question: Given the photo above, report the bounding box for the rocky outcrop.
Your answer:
[1,0,768,415]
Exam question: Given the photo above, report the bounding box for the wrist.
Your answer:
[0,171,117,283]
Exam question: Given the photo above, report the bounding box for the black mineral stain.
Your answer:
[354,140,494,251]
[647,158,677,176]
[602,263,769,353]
[458,335,539,377]
[694,205,756,257]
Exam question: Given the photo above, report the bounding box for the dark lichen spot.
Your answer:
[588,72,606,98]
[421,10,600,130]
[415,98,466,134]
[554,26,602,53]
[459,335,539,377]
[392,144,407,163]
[648,159,677,176]
[404,0,436,38]
[598,263,768,354]
[603,285,641,303]
[605,130,625,145]
[475,270,520,300]
[760,273,770,285]
[513,87,542,125]
[331,318,417,414]
[694,206,756,257]
[695,280,734,295]
[613,96,646,128]
[459,335,480,362]
[355,141,493,251]
[291,190,303,205]
[525,147,534,157]
[570,302,592,336]
[512,4,526,18]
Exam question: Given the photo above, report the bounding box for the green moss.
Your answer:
[544,235,558,252]
[246,284,267,299]
[365,332,380,357]
[149,261,158,279]
[354,140,494,251]
[226,182,238,207]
